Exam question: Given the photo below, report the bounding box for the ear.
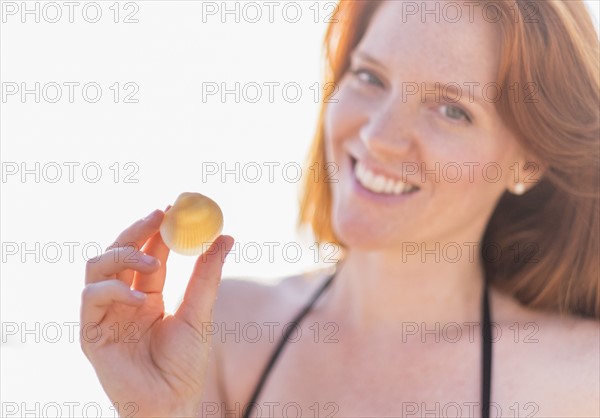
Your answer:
[506,152,547,195]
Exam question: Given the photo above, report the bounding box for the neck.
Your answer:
[326,241,486,331]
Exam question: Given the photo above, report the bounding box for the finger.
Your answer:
[109,209,164,284]
[80,279,147,327]
[176,235,235,327]
[107,209,164,252]
[131,232,170,293]
[85,246,161,285]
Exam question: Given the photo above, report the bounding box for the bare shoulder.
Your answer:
[531,312,599,416]
[210,266,336,407]
[492,286,599,357]
[491,287,600,416]
[213,267,335,323]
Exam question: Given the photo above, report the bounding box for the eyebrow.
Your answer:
[352,49,492,111]
[353,50,387,70]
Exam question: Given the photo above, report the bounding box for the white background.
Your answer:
[1,1,599,416]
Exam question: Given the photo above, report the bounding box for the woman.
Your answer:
[80,1,599,417]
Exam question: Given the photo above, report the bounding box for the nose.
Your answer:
[359,99,416,159]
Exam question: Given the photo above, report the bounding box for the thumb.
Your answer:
[176,235,234,328]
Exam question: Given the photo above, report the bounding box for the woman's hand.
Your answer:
[80,209,234,417]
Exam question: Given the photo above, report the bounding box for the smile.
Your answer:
[353,159,420,196]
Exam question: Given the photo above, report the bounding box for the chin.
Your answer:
[331,209,400,251]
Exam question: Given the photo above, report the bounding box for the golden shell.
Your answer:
[160,192,224,256]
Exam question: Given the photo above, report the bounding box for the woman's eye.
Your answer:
[439,104,472,123]
[350,68,384,88]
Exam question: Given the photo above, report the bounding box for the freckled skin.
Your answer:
[324,1,523,251]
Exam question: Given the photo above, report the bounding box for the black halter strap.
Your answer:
[242,272,336,418]
[481,277,493,418]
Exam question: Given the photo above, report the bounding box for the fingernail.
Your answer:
[143,209,160,222]
[132,290,147,300]
[141,254,160,266]
[225,237,234,259]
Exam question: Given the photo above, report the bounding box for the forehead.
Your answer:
[356,0,501,85]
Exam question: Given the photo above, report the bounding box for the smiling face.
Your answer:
[324,0,527,251]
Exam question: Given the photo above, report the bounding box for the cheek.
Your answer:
[418,132,523,243]
[421,120,513,185]
[461,139,521,191]
[324,82,364,150]
[422,139,514,219]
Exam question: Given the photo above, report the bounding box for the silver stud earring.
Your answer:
[513,182,526,195]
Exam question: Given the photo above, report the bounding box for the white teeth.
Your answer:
[384,178,395,194]
[372,175,386,193]
[393,181,404,194]
[354,160,417,195]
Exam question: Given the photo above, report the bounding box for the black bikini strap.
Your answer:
[481,278,493,418]
[242,272,336,418]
